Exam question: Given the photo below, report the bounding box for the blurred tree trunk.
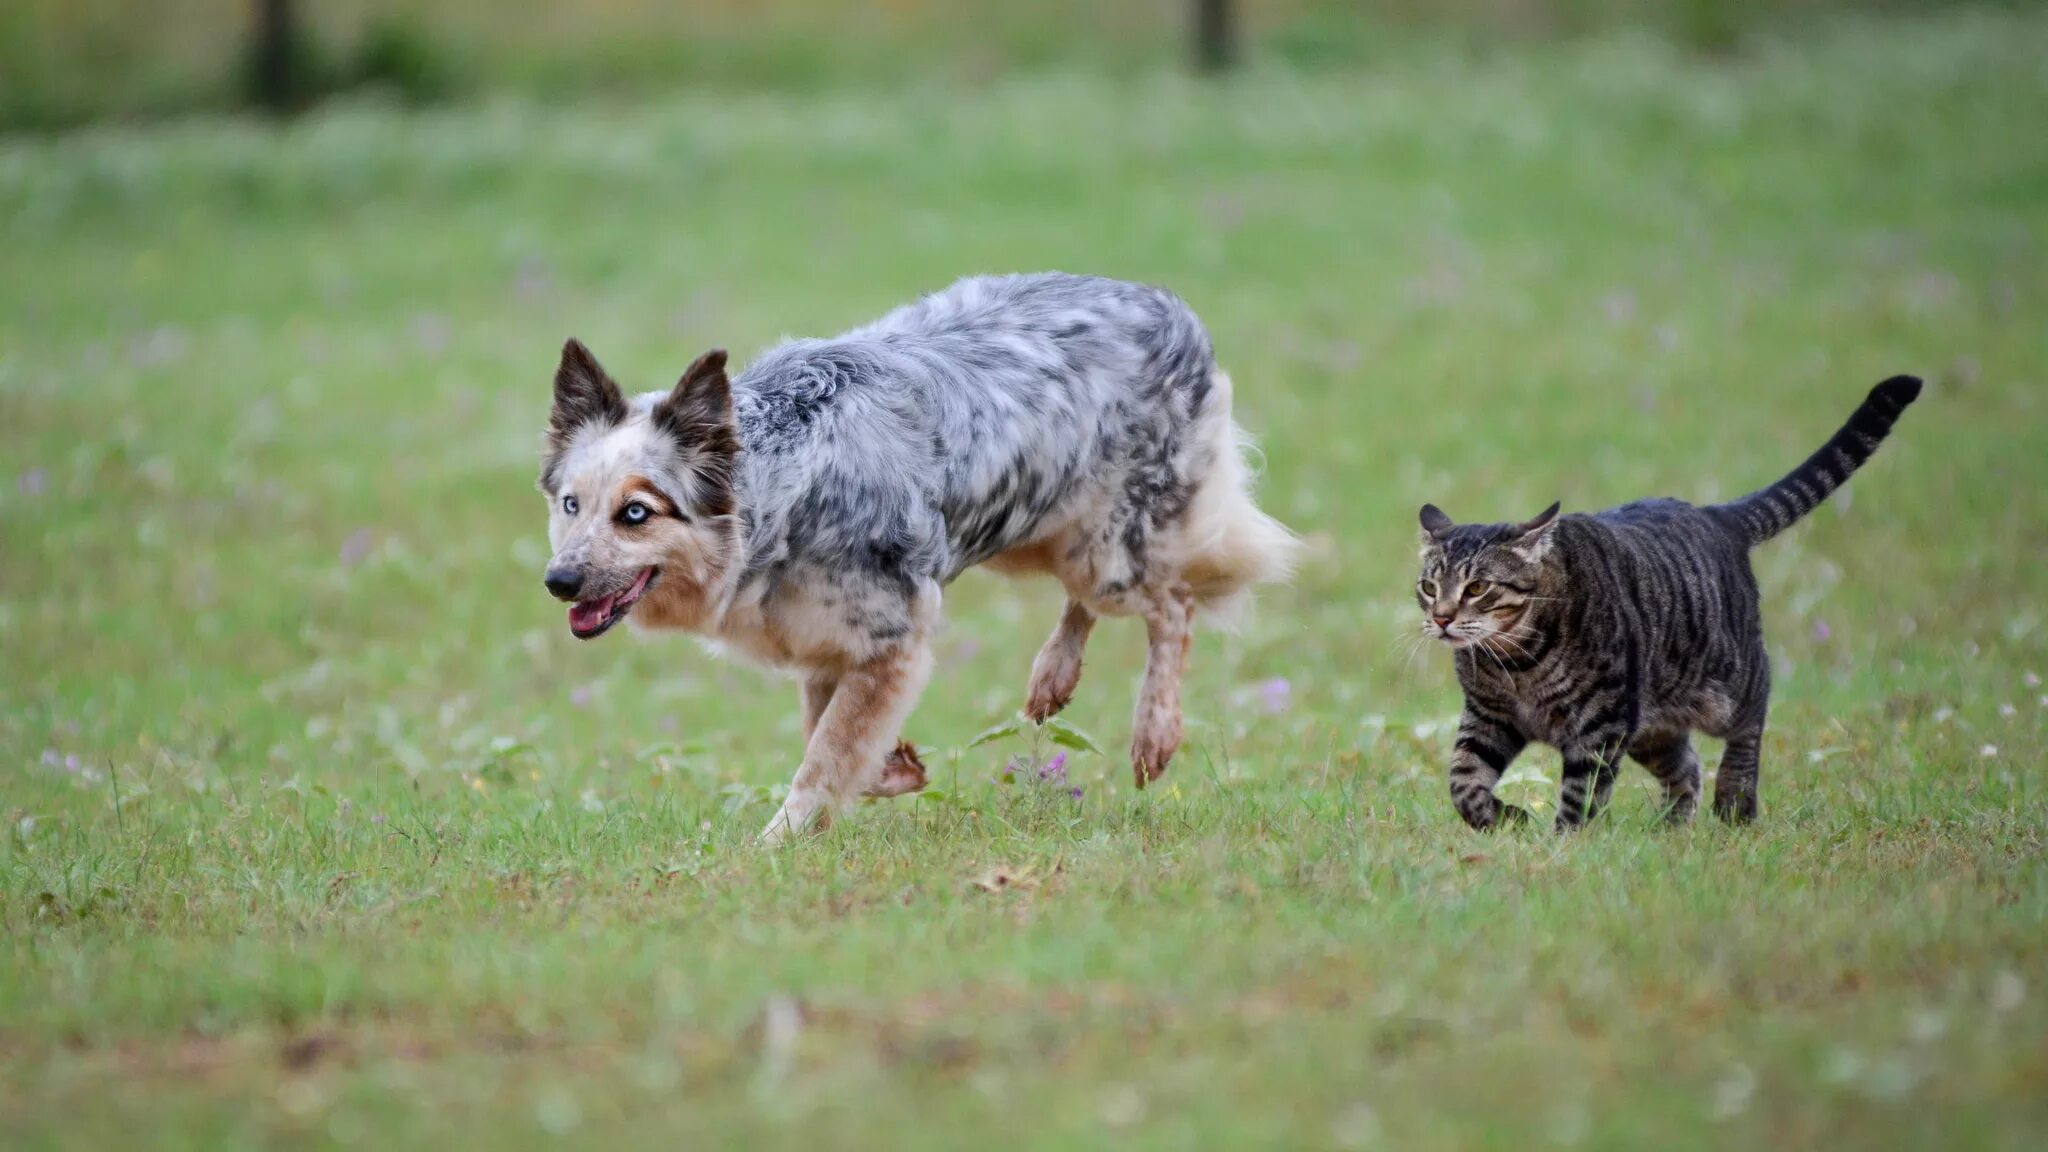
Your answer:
[1193,0,1238,73]
[248,0,302,111]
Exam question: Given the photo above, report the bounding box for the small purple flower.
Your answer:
[40,749,59,767]
[1813,619,1831,642]
[63,754,80,774]
[569,685,594,709]
[1259,677,1292,714]
[1038,751,1068,784]
[411,312,451,355]
[514,257,554,301]
[1601,290,1637,325]
[339,528,375,569]
[1070,787,1084,801]
[17,468,48,496]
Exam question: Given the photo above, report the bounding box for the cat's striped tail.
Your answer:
[1715,375,1922,547]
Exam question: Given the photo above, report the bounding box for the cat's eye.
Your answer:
[1419,579,1439,598]
[1464,581,1491,598]
[560,494,579,516]
[620,501,651,525]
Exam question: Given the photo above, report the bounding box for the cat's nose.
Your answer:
[1432,614,1455,629]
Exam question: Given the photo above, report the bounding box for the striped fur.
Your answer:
[1717,375,1923,545]
[1415,375,1922,831]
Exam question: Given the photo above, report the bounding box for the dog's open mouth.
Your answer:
[568,567,657,640]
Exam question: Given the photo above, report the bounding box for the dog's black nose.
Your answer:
[544,567,583,601]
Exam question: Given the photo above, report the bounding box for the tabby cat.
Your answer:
[1415,375,1922,831]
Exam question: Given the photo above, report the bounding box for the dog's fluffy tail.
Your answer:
[1178,369,1301,624]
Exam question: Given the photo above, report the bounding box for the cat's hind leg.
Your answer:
[1713,727,1763,825]
[1629,729,1702,825]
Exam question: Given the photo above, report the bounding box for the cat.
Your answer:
[1414,375,1922,831]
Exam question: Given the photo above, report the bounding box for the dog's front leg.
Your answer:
[799,671,840,742]
[801,669,927,800]
[763,640,934,842]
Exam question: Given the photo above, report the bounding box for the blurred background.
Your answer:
[0,0,2012,129]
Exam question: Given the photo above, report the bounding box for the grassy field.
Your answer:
[0,0,1985,129]
[4,7,2048,1148]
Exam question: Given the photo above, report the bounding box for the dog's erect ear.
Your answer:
[652,348,742,516]
[654,349,733,441]
[1517,501,1562,538]
[1419,504,1454,539]
[549,338,629,451]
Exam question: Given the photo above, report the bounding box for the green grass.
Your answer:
[0,0,1994,129]
[4,7,2048,1148]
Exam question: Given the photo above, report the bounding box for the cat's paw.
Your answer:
[1713,792,1758,825]
[1458,800,1530,832]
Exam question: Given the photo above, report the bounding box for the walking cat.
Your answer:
[1415,375,1922,831]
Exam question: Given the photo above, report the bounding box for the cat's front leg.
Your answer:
[1556,726,1630,832]
[1449,704,1530,831]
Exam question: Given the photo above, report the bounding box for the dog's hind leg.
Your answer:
[764,636,934,843]
[1130,582,1195,789]
[1025,599,1096,723]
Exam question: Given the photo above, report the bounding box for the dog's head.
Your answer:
[538,339,742,639]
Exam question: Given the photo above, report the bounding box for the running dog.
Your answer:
[537,273,1298,840]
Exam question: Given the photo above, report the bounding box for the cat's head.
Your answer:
[1413,501,1563,653]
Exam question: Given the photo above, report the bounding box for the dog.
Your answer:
[537,273,1298,840]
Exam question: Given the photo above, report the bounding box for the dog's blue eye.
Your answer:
[621,502,650,524]
[561,495,579,516]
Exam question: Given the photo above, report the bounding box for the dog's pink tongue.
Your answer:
[569,596,613,635]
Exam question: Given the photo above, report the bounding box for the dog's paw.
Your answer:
[760,788,833,844]
[1023,684,1074,725]
[1024,655,1083,724]
[1129,723,1181,790]
[863,741,929,798]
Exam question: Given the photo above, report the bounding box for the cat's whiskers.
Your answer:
[1391,626,1435,673]
[1487,631,1538,666]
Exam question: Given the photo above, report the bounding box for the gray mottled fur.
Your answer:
[540,272,1296,838]
[719,272,1222,644]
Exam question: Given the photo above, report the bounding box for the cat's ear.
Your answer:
[1510,502,1562,560]
[1517,502,1561,538]
[1419,504,1454,539]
